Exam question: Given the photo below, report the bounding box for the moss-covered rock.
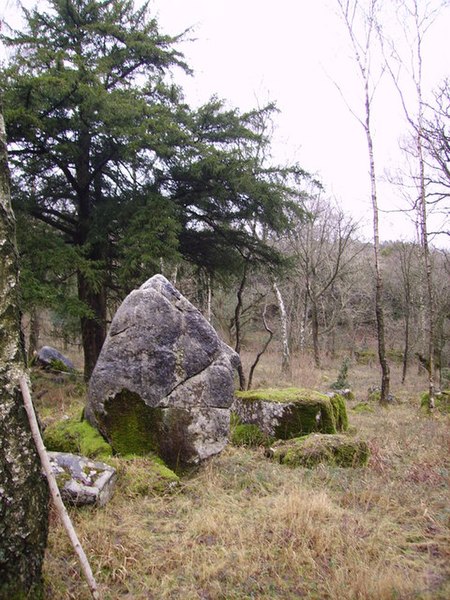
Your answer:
[267,434,369,468]
[96,390,200,469]
[43,416,112,459]
[99,389,164,456]
[329,393,349,431]
[233,388,348,441]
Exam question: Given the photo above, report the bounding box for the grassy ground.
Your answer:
[33,351,449,599]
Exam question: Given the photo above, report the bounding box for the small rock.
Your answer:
[36,346,75,371]
[48,451,116,507]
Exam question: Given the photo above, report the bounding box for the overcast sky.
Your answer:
[2,0,449,244]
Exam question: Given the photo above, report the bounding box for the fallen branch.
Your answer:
[19,375,100,600]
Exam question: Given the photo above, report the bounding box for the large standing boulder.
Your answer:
[86,275,239,467]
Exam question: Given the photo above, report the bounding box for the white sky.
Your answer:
[2,0,449,245]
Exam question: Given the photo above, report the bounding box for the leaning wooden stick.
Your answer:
[19,375,100,600]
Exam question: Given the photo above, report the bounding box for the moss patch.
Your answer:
[329,393,349,431]
[98,390,197,470]
[231,423,272,448]
[420,390,450,414]
[99,389,164,457]
[43,416,112,459]
[353,402,374,414]
[110,454,180,497]
[236,388,330,404]
[268,434,369,468]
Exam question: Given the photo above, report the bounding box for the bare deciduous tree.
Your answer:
[381,0,445,407]
[335,0,391,403]
[289,195,361,367]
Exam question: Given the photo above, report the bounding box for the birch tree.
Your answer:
[0,102,49,599]
[335,0,391,403]
[381,0,446,407]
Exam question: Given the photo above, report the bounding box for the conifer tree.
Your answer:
[1,1,305,377]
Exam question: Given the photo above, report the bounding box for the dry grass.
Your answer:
[37,351,450,599]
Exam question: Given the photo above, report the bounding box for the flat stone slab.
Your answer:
[48,451,116,507]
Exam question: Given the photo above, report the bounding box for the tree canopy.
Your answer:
[1,0,311,377]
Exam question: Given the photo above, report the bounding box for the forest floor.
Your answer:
[33,350,449,600]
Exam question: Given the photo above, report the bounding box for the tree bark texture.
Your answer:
[234,262,248,391]
[272,279,291,375]
[78,270,107,381]
[0,109,49,598]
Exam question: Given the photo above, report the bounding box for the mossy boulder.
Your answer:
[267,434,369,468]
[43,416,112,459]
[232,388,348,441]
[86,275,239,468]
[36,345,75,371]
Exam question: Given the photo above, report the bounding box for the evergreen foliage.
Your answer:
[1,0,310,378]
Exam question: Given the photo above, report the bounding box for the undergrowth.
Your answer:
[32,353,449,600]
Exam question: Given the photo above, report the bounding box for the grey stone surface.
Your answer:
[86,274,239,466]
[48,451,116,507]
[36,346,75,371]
[232,389,340,440]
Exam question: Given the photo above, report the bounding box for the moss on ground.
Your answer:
[352,402,374,413]
[110,454,180,497]
[43,415,112,459]
[231,423,272,448]
[420,390,450,414]
[268,433,369,468]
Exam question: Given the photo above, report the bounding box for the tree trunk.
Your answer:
[0,107,49,598]
[417,128,435,408]
[247,303,274,390]
[401,302,410,385]
[78,271,107,381]
[336,0,390,404]
[234,262,248,391]
[300,291,308,352]
[28,305,40,362]
[365,90,390,405]
[272,279,291,375]
[310,295,321,368]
